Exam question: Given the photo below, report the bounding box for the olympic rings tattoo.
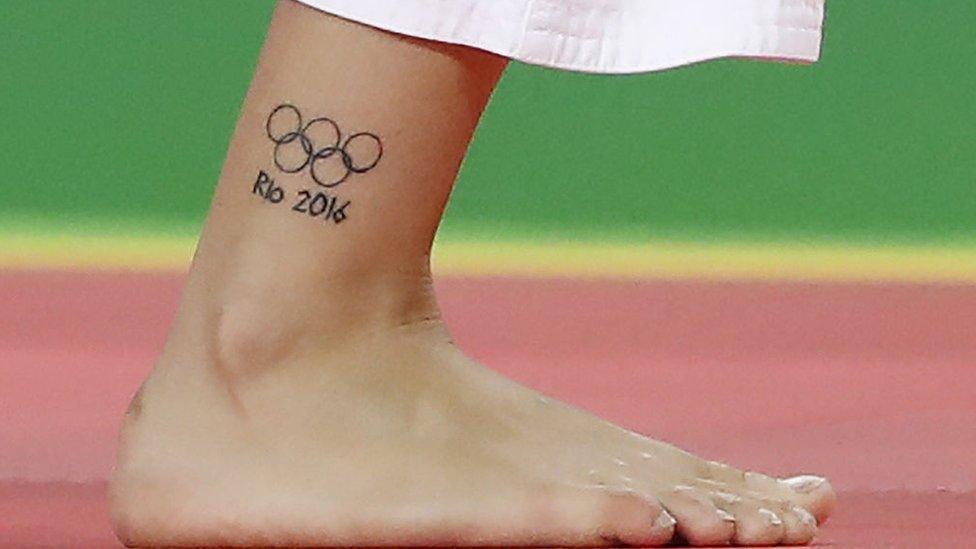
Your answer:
[265,103,383,188]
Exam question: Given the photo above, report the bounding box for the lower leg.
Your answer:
[110,1,834,546]
[177,0,505,363]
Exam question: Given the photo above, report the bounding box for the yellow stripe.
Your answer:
[0,233,196,271]
[2,232,975,284]
[434,240,976,283]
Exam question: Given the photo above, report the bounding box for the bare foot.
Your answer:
[109,2,834,545]
[110,272,834,547]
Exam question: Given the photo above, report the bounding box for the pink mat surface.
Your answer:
[2,270,975,547]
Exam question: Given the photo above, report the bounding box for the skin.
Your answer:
[109,1,836,546]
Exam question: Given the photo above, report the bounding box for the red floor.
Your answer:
[2,270,975,547]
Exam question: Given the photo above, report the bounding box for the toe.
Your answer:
[782,475,837,524]
[545,486,674,546]
[710,493,786,546]
[778,505,818,546]
[711,467,837,525]
[599,490,676,547]
[659,486,736,547]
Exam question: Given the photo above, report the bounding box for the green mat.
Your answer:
[1,1,973,244]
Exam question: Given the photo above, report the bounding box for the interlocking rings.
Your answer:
[265,103,382,188]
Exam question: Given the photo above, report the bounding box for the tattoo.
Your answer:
[265,103,382,188]
[253,170,349,224]
[252,103,382,225]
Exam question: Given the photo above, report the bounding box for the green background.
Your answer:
[1,1,973,244]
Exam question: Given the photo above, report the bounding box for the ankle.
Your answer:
[206,266,443,375]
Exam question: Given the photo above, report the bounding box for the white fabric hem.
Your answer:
[294,0,825,74]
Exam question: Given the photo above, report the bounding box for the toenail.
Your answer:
[654,510,677,530]
[793,506,816,526]
[694,478,725,490]
[784,475,826,494]
[758,508,782,526]
[712,491,741,504]
[743,471,763,484]
[706,460,728,474]
[716,509,736,523]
